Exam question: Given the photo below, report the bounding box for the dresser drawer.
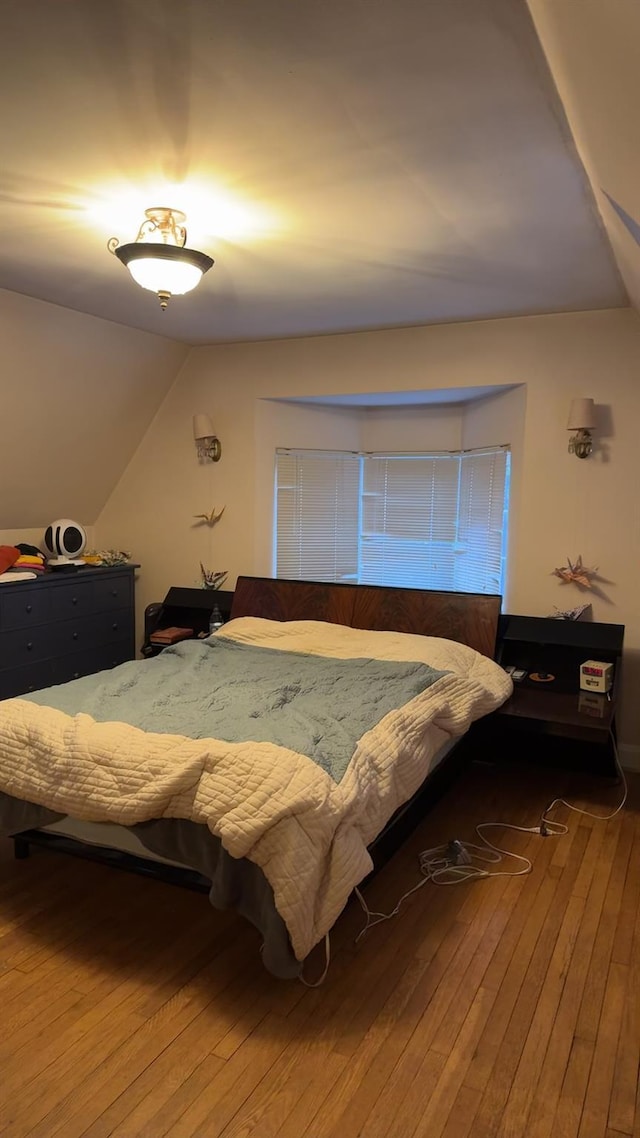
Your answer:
[0,625,58,668]
[50,574,133,619]
[52,640,134,685]
[92,574,133,613]
[93,608,133,645]
[51,579,101,619]
[0,587,52,631]
[52,608,132,653]
[0,659,55,700]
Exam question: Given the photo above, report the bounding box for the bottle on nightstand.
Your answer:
[209,605,224,635]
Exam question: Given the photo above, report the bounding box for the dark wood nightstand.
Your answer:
[473,614,624,776]
[141,586,234,657]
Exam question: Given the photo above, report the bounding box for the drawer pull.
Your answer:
[112,622,118,631]
[73,672,80,679]
[27,642,33,651]
[73,632,79,640]
[25,604,33,614]
[72,597,78,606]
[111,590,118,598]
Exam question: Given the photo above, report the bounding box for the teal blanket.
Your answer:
[25,638,448,783]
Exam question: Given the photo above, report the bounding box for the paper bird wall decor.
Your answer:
[553,555,597,589]
[192,505,225,527]
[199,564,228,590]
[193,505,227,590]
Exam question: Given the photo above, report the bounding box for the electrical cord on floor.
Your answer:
[355,822,538,941]
[356,728,627,943]
[539,729,627,835]
[300,933,331,988]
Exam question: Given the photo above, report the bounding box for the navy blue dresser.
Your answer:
[0,565,137,699]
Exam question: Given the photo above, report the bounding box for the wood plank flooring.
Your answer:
[0,759,638,1138]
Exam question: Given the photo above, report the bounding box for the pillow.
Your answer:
[217,616,510,690]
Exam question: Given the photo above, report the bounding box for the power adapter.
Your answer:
[446,839,472,865]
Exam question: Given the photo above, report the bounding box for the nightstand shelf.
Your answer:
[474,614,624,776]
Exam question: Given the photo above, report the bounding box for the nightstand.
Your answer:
[141,586,234,657]
[474,614,624,776]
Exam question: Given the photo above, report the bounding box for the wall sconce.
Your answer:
[567,398,595,459]
[193,414,221,463]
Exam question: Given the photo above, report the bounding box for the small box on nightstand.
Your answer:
[579,660,613,693]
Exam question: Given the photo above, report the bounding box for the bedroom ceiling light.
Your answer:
[108,207,213,310]
[567,398,596,459]
[193,414,221,463]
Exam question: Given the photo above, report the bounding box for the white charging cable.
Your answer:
[355,821,538,940]
[300,933,331,988]
[356,728,626,942]
[540,729,627,834]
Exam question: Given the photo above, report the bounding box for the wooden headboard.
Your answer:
[231,577,501,659]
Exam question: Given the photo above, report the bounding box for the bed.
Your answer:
[0,576,511,977]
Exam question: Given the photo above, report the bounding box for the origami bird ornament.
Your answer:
[192,505,225,527]
[199,565,228,590]
[553,555,597,589]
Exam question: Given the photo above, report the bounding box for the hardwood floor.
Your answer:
[0,759,638,1138]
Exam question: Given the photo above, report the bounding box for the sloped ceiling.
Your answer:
[0,289,187,529]
[0,0,626,346]
[527,0,640,312]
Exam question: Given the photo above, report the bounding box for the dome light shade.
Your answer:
[115,244,213,295]
[108,207,214,309]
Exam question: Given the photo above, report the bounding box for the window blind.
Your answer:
[360,454,461,589]
[274,450,360,582]
[275,446,510,595]
[455,449,510,594]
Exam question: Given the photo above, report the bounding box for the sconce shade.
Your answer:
[193,414,215,441]
[567,398,596,431]
[193,413,221,460]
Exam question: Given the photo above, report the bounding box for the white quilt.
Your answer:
[0,617,511,959]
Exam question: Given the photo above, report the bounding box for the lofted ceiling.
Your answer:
[527,0,640,312]
[0,0,629,346]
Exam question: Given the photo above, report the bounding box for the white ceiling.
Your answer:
[0,0,627,345]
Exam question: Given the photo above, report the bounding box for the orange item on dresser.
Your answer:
[0,546,20,574]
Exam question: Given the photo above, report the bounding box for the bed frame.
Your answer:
[231,576,500,659]
[13,577,501,881]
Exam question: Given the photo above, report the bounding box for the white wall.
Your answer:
[359,404,462,453]
[96,307,640,755]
